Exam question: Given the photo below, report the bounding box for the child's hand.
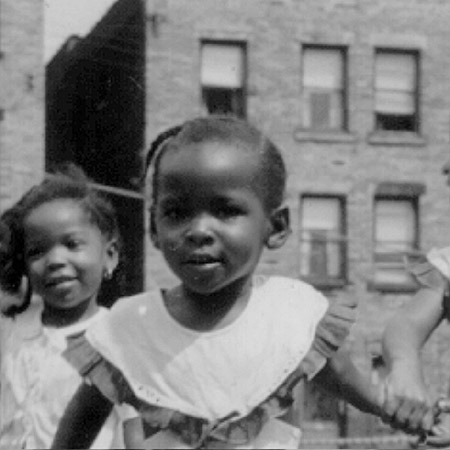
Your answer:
[379,366,434,434]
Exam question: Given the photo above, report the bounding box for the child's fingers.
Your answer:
[392,399,431,433]
[426,433,450,448]
[380,382,433,433]
[380,380,399,420]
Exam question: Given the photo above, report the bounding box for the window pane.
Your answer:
[304,48,343,89]
[202,88,244,116]
[376,90,415,114]
[375,199,415,251]
[201,43,244,88]
[304,90,344,130]
[300,197,345,280]
[373,198,418,291]
[303,197,341,230]
[375,51,417,123]
[375,52,415,91]
[303,47,345,130]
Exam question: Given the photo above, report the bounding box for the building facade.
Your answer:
[45,0,450,444]
[0,0,45,211]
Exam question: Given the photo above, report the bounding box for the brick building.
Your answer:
[0,0,45,211]
[45,0,450,445]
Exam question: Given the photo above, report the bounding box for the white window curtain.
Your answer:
[303,48,343,89]
[201,43,244,88]
[303,48,344,129]
[375,52,416,114]
[301,197,342,278]
[375,199,415,252]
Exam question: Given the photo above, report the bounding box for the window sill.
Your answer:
[294,129,356,144]
[300,276,347,290]
[367,131,426,147]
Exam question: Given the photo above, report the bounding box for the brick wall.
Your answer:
[0,0,45,211]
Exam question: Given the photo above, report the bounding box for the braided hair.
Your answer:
[145,116,287,212]
[0,164,121,317]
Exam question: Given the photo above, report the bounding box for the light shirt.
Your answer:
[86,276,329,449]
[0,297,124,449]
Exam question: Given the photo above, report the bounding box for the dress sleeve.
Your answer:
[404,250,449,292]
[406,248,450,320]
[63,333,136,406]
[298,294,357,380]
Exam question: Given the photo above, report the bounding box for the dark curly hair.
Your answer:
[145,115,287,213]
[0,164,121,317]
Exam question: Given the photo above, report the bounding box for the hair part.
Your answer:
[0,164,121,317]
[145,116,287,212]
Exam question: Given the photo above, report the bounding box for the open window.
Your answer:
[300,195,347,287]
[374,49,419,132]
[201,41,246,117]
[302,46,347,132]
[372,194,420,291]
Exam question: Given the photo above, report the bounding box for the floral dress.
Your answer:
[64,276,356,449]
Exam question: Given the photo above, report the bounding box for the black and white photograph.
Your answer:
[1,0,450,448]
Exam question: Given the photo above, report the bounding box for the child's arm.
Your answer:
[123,417,146,449]
[51,382,113,449]
[314,347,382,417]
[381,284,445,433]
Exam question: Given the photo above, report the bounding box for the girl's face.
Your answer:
[152,140,273,296]
[23,199,117,316]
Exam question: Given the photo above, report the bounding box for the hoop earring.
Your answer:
[103,269,113,280]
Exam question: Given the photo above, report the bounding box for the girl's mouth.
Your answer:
[184,254,221,265]
[45,276,76,288]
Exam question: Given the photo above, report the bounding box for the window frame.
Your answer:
[200,40,247,118]
[371,194,420,292]
[374,48,420,134]
[301,44,348,133]
[299,194,347,288]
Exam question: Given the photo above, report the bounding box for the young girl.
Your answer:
[0,166,127,448]
[53,116,383,449]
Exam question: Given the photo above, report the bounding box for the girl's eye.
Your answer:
[25,247,44,259]
[162,206,188,221]
[216,204,244,218]
[66,239,83,250]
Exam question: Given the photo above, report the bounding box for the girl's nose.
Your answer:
[45,247,67,269]
[185,215,215,246]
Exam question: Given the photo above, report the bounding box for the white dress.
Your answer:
[0,298,124,449]
[66,276,356,449]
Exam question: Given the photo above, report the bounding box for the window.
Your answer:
[201,41,246,117]
[375,50,419,132]
[373,197,419,291]
[300,196,347,286]
[302,46,347,131]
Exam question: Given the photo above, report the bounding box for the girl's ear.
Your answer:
[105,239,119,274]
[265,206,291,249]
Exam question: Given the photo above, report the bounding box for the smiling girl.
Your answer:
[0,166,127,448]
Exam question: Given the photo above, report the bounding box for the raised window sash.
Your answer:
[373,198,418,290]
[201,42,245,116]
[303,47,345,131]
[375,51,418,131]
[201,43,244,88]
[300,196,346,282]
